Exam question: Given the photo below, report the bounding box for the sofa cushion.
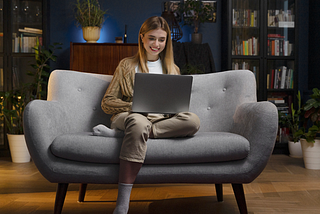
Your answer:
[50,132,250,165]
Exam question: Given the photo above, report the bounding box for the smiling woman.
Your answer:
[97,16,200,214]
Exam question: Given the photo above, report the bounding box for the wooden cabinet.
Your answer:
[70,43,138,75]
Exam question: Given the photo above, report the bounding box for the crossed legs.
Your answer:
[94,112,200,214]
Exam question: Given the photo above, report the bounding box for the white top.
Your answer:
[135,58,163,74]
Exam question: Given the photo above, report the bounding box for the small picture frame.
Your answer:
[202,1,217,23]
[167,1,182,22]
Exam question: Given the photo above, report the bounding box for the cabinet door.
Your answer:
[11,0,43,53]
[0,0,3,53]
[265,0,296,116]
[231,0,260,56]
[266,0,295,57]
[231,0,261,96]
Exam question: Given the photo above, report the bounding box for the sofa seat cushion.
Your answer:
[50,132,250,164]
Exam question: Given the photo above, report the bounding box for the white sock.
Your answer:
[92,124,124,138]
[113,183,133,214]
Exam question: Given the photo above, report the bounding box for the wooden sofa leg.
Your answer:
[54,183,69,214]
[215,184,223,202]
[78,183,88,202]
[232,183,248,214]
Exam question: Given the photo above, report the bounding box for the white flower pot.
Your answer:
[82,26,101,43]
[7,134,31,163]
[300,138,320,170]
[288,140,303,158]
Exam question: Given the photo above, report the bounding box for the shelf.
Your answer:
[267,89,294,92]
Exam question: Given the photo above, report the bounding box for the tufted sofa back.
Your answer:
[47,70,256,133]
[189,70,256,132]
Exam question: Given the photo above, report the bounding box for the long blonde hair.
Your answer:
[133,16,180,75]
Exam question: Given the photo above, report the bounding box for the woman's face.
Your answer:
[141,28,167,61]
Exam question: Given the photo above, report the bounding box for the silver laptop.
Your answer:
[131,73,193,114]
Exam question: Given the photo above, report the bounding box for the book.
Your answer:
[273,68,278,89]
[271,69,275,89]
[0,68,3,89]
[19,27,42,35]
[280,66,287,89]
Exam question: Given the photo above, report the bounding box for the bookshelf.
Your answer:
[0,0,48,154]
[222,0,299,154]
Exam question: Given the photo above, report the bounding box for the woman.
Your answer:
[94,16,200,214]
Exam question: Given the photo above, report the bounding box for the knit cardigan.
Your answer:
[101,58,135,121]
[101,57,180,122]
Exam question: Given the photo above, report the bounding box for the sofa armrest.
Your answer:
[231,101,278,180]
[23,100,70,178]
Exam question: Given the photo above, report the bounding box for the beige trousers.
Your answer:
[111,112,200,163]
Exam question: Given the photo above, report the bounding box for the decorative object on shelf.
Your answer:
[74,0,108,43]
[161,2,183,41]
[0,42,61,162]
[179,0,216,44]
[124,24,127,43]
[82,26,101,43]
[115,37,123,43]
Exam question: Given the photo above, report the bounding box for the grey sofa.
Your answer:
[23,69,278,214]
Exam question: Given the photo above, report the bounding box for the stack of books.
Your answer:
[232,35,259,56]
[267,66,294,89]
[233,9,259,27]
[267,34,294,56]
[12,27,42,53]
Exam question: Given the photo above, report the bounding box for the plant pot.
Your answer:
[7,134,31,163]
[191,33,202,44]
[288,140,303,158]
[82,26,101,43]
[300,138,320,170]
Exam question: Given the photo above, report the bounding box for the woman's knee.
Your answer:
[177,112,200,134]
[125,113,152,137]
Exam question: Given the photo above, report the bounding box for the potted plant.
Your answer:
[283,91,303,158]
[0,87,30,163]
[0,42,61,163]
[74,0,108,43]
[179,0,215,44]
[295,88,320,169]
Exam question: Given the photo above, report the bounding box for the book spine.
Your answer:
[271,69,275,89]
[280,66,287,89]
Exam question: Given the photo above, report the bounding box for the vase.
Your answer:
[82,26,101,43]
[288,140,303,158]
[300,138,320,170]
[7,134,31,163]
[191,33,202,44]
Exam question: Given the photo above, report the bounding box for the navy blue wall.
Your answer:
[49,0,222,71]
[48,0,312,96]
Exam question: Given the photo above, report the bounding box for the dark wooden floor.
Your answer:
[1,155,320,214]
